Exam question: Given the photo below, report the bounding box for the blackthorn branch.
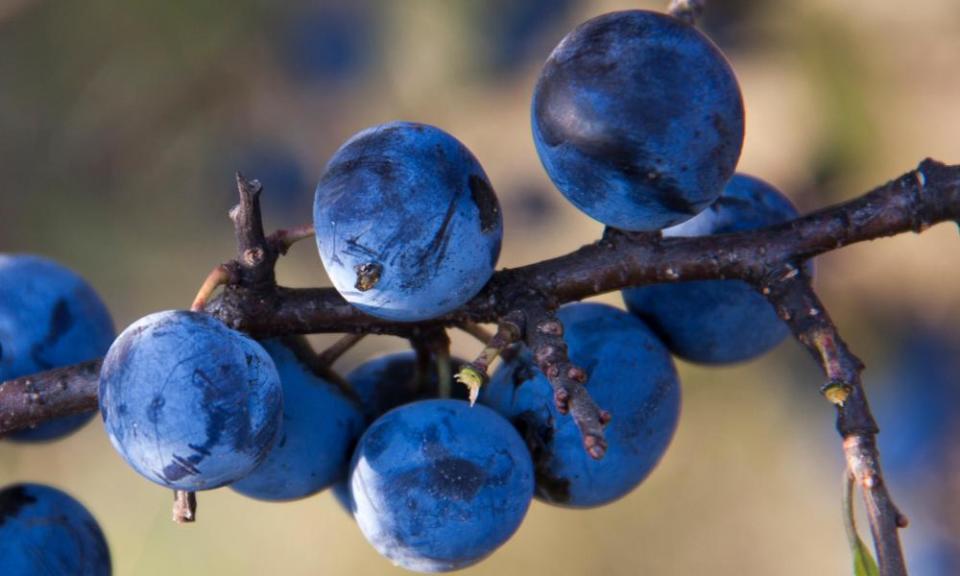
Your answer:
[524,306,611,460]
[2,158,958,573]
[1,2,950,573]
[763,273,908,576]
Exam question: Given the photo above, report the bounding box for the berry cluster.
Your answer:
[1,7,819,574]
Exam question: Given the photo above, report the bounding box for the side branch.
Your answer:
[762,274,908,576]
[524,306,610,459]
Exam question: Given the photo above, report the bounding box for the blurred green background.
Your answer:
[2,0,959,574]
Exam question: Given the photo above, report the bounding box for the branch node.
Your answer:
[821,381,852,406]
[765,276,907,575]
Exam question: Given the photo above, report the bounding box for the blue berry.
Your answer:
[480,303,680,507]
[333,351,468,512]
[99,310,283,491]
[0,483,111,575]
[314,122,503,321]
[0,255,115,442]
[231,338,364,502]
[532,10,744,231]
[350,399,533,572]
[623,174,804,363]
[875,324,960,477]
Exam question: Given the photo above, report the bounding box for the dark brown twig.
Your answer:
[3,159,959,436]
[761,272,908,576]
[0,360,101,436]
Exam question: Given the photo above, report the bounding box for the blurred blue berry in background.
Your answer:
[280,2,379,86]
[873,322,960,576]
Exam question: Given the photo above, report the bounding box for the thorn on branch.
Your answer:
[524,306,608,460]
[228,172,277,289]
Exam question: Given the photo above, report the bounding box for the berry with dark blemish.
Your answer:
[99,310,282,491]
[349,400,533,572]
[531,10,744,231]
[0,483,110,575]
[314,121,503,321]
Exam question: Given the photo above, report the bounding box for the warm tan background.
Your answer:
[1,0,959,574]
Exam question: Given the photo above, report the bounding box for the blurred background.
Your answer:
[1,0,959,574]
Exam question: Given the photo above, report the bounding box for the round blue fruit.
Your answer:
[531,10,744,231]
[350,399,533,572]
[0,483,111,575]
[334,352,468,512]
[99,310,283,491]
[480,303,681,507]
[314,121,503,322]
[623,173,805,364]
[0,254,115,442]
[231,338,364,502]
